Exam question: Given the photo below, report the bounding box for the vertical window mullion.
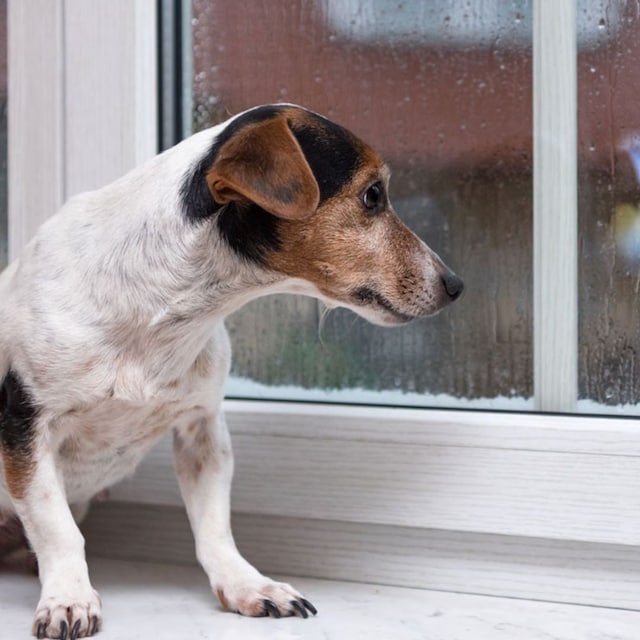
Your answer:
[180,0,192,140]
[158,0,191,149]
[158,0,184,150]
[533,0,578,412]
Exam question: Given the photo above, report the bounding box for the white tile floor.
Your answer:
[2,557,639,640]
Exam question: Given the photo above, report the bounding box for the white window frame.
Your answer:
[7,0,640,609]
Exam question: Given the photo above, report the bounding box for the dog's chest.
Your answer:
[56,396,208,504]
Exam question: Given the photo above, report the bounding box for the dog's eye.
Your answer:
[362,182,384,213]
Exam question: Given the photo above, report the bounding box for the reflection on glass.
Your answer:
[0,0,6,270]
[191,0,533,409]
[578,1,640,414]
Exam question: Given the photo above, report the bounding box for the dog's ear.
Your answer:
[207,115,320,220]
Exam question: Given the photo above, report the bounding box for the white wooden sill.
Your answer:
[78,402,640,612]
[109,401,640,545]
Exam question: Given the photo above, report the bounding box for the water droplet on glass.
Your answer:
[598,18,606,29]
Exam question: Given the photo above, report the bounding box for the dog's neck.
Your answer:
[91,217,284,375]
[49,126,323,383]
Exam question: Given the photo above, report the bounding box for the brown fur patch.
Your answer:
[173,418,216,482]
[216,587,230,611]
[1,453,34,501]
[207,114,320,220]
[261,146,452,321]
[192,349,214,379]
[265,168,426,301]
[0,371,38,500]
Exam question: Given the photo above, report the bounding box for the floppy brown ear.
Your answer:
[206,115,320,220]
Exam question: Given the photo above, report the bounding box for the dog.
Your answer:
[0,104,463,638]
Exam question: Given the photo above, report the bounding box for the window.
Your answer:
[577,0,640,413]
[187,0,640,416]
[190,0,534,410]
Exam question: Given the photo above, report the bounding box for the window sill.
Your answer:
[111,401,640,545]
[3,556,639,640]
[92,401,640,611]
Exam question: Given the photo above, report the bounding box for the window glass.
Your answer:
[0,0,6,270]
[190,0,533,409]
[578,1,640,414]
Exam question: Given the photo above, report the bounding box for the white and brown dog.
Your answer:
[0,104,463,638]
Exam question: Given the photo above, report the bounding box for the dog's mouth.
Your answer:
[351,286,416,324]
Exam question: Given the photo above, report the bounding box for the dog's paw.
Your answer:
[33,590,102,639]
[215,578,317,619]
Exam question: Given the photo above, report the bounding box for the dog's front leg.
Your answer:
[5,438,101,638]
[173,412,317,619]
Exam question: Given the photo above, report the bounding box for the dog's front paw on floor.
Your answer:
[33,591,102,639]
[216,579,318,619]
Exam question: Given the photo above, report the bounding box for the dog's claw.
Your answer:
[59,620,68,640]
[70,619,81,640]
[36,623,47,639]
[301,598,318,616]
[290,600,308,618]
[90,615,99,636]
[263,599,281,618]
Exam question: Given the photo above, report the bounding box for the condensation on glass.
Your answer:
[577,1,640,413]
[0,0,7,270]
[190,0,533,408]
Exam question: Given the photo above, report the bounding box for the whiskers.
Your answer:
[317,302,334,349]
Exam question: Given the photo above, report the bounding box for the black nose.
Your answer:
[441,272,464,300]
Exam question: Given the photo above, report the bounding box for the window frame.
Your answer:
[7,0,640,609]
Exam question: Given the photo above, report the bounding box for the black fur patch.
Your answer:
[180,105,286,223]
[288,113,362,203]
[0,370,37,459]
[216,202,282,264]
[180,106,286,264]
[179,105,362,264]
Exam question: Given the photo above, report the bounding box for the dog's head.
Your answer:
[182,105,463,326]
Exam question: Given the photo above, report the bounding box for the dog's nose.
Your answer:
[441,272,464,301]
